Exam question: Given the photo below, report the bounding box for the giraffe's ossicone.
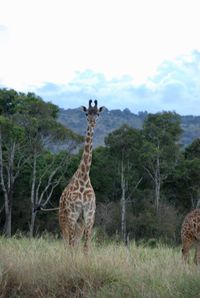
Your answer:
[181,208,200,264]
[59,100,103,251]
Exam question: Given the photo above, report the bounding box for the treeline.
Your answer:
[0,89,83,237]
[1,89,200,244]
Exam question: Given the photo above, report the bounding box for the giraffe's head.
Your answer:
[82,100,103,128]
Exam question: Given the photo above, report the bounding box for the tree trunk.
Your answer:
[28,149,64,236]
[29,210,36,237]
[155,178,160,212]
[4,190,13,237]
[4,206,12,237]
[196,197,200,209]
[120,159,126,243]
[155,152,161,212]
[29,150,37,237]
[0,129,13,237]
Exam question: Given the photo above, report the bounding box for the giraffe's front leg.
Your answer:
[83,211,95,252]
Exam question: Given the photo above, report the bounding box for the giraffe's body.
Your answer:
[59,100,103,250]
[181,208,200,264]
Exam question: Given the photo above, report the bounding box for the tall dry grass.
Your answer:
[0,236,200,297]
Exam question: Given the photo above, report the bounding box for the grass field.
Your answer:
[0,236,200,297]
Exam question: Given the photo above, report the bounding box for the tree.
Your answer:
[0,89,29,236]
[90,146,117,203]
[142,112,182,212]
[168,139,200,210]
[16,93,83,236]
[105,125,142,243]
[0,89,83,236]
[185,138,200,160]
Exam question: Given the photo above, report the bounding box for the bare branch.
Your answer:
[134,176,143,190]
[143,166,155,182]
[126,177,143,202]
[42,177,62,207]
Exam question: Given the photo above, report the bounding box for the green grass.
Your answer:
[0,236,200,297]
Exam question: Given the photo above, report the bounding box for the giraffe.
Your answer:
[59,99,103,251]
[181,208,200,264]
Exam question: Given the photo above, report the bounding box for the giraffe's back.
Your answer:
[181,209,200,241]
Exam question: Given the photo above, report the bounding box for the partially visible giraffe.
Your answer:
[59,100,103,251]
[181,208,200,264]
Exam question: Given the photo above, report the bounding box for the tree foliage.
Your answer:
[0,89,82,236]
[1,88,200,244]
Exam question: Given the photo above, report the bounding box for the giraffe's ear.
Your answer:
[82,106,87,112]
[99,106,104,113]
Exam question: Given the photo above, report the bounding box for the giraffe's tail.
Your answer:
[34,204,59,212]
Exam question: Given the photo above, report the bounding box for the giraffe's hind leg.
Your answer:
[67,217,80,247]
[67,209,84,247]
[182,237,194,263]
[194,241,200,265]
[60,222,84,247]
[62,227,69,245]
[83,213,95,252]
[59,205,85,247]
[59,212,75,246]
[74,221,85,245]
[59,211,69,245]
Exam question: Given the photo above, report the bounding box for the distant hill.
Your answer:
[58,108,200,148]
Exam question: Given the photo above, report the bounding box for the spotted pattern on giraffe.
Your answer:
[181,208,200,264]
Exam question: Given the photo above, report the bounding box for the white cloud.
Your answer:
[34,51,200,115]
[1,0,200,89]
[1,0,200,114]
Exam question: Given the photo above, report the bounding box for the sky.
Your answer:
[1,0,200,115]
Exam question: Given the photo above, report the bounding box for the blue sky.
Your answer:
[1,0,200,115]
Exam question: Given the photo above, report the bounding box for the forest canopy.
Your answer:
[0,88,199,244]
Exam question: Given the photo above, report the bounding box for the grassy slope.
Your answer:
[0,237,200,297]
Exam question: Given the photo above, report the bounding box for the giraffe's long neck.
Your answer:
[78,123,94,179]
